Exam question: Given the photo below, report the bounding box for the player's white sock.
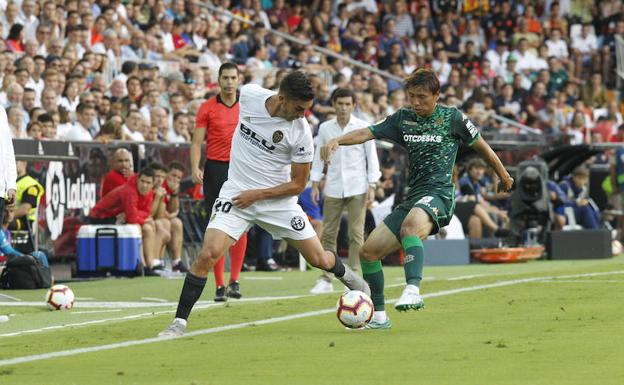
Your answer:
[174,317,187,326]
[372,310,387,323]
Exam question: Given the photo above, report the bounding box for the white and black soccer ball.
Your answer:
[336,290,374,329]
[45,285,75,310]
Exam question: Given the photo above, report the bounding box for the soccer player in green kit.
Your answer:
[321,69,514,329]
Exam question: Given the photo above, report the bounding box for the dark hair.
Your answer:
[7,24,24,41]
[405,68,441,94]
[218,62,239,78]
[278,71,314,101]
[173,111,187,122]
[77,102,96,114]
[37,113,53,124]
[148,162,167,174]
[121,61,137,75]
[168,160,185,173]
[138,167,155,179]
[331,88,355,103]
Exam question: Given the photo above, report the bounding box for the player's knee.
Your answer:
[171,218,183,231]
[399,221,427,240]
[359,245,378,262]
[142,223,155,234]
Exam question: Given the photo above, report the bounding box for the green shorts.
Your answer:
[383,192,455,241]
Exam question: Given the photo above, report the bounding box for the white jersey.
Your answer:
[220,84,314,204]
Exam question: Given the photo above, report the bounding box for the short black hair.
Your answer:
[405,68,441,94]
[218,62,239,78]
[331,88,355,103]
[138,167,155,179]
[279,71,314,101]
[37,113,53,124]
[168,161,185,173]
[121,61,137,75]
[148,162,167,174]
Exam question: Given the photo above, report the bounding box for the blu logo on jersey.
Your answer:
[240,123,276,152]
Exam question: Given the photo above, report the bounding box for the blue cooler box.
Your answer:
[77,225,142,275]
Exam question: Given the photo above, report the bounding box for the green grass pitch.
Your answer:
[1,257,624,385]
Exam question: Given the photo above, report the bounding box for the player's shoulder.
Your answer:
[240,83,274,101]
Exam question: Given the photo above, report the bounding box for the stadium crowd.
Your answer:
[1,0,623,274]
[0,0,621,144]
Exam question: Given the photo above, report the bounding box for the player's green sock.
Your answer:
[401,236,424,287]
[361,260,385,311]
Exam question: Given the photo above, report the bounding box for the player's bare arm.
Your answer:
[190,125,206,184]
[232,162,311,209]
[321,128,375,164]
[472,136,514,192]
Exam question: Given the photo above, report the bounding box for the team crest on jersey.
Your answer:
[435,118,444,125]
[272,130,284,143]
[291,216,306,231]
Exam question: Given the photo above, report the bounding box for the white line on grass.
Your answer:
[0,294,313,338]
[71,310,123,315]
[1,269,623,367]
[0,294,313,309]
[141,297,169,302]
[0,293,21,301]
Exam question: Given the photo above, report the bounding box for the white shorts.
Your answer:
[206,197,317,241]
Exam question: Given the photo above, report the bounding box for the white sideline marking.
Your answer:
[75,297,96,301]
[448,274,488,281]
[1,269,622,367]
[0,293,21,301]
[141,297,169,303]
[243,276,284,281]
[0,294,312,309]
[71,310,123,315]
[0,294,313,338]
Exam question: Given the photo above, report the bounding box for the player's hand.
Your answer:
[192,167,203,184]
[311,185,321,203]
[233,190,263,209]
[497,176,514,193]
[154,187,166,197]
[5,189,16,205]
[116,213,126,224]
[321,139,340,165]
[366,186,376,205]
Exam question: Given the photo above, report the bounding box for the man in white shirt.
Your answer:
[160,71,370,337]
[63,103,96,141]
[572,24,599,77]
[309,88,381,294]
[0,106,17,225]
[545,28,569,59]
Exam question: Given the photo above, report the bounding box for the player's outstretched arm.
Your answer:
[232,162,310,209]
[471,137,514,192]
[320,127,375,164]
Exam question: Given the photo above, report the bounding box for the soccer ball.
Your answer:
[336,290,374,329]
[45,285,75,310]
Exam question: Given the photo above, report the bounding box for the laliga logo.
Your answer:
[46,161,97,240]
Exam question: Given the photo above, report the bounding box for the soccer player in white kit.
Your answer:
[160,71,370,337]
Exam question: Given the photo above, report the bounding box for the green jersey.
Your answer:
[369,105,480,199]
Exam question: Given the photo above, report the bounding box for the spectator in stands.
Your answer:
[6,106,24,138]
[538,97,567,134]
[88,167,159,273]
[25,121,42,139]
[64,102,96,141]
[309,88,381,294]
[37,113,57,140]
[101,148,133,198]
[559,166,602,229]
